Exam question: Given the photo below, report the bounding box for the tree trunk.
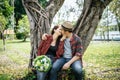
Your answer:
[22,0,112,68]
[0,32,2,39]
[73,0,112,53]
[22,0,65,67]
[2,33,5,51]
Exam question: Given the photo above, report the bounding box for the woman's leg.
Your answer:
[49,57,66,80]
[37,70,48,80]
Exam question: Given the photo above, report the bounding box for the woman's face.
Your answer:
[54,26,62,36]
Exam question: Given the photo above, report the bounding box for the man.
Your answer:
[43,21,83,80]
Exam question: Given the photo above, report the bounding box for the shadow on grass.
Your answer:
[19,69,37,80]
[7,40,30,44]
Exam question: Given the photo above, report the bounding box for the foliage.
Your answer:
[109,0,120,19]
[16,15,30,41]
[38,0,48,8]
[109,0,120,30]
[0,0,13,32]
[14,0,26,26]
[0,0,13,17]
[0,14,6,32]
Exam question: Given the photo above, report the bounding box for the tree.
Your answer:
[14,0,47,26]
[14,0,26,26]
[16,15,30,41]
[22,0,112,68]
[109,0,120,31]
[0,0,13,50]
[0,14,7,50]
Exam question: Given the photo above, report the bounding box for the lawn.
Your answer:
[0,40,120,80]
[83,41,120,80]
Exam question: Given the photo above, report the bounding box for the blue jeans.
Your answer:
[49,57,83,80]
[37,55,55,80]
[37,71,48,80]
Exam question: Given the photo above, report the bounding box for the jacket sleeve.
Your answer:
[37,40,44,56]
[56,41,64,58]
[75,38,83,58]
[37,35,52,56]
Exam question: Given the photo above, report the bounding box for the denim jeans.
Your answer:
[37,55,55,80]
[49,57,83,80]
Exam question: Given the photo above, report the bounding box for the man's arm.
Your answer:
[62,56,80,70]
[62,36,83,70]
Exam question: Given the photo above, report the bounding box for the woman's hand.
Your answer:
[42,33,48,40]
[60,35,66,41]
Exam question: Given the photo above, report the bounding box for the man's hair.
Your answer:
[61,25,73,33]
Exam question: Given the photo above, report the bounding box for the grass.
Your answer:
[0,40,120,80]
[83,41,120,80]
[0,39,31,80]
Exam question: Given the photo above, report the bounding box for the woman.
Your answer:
[37,25,64,80]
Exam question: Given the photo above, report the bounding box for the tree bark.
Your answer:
[22,0,65,67]
[22,0,112,68]
[73,0,112,53]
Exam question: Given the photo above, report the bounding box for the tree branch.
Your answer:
[45,0,65,24]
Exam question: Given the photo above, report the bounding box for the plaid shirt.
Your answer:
[37,35,64,58]
[68,33,83,65]
[70,33,83,58]
[38,34,83,62]
[56,33,83,61]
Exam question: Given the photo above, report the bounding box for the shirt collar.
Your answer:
[70,33,74,42]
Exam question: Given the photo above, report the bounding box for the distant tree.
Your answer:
[0,14,7,50]
[0,0,13,50]
[16,15,30,41]
[14,0,26,26]
[109,0,120,31]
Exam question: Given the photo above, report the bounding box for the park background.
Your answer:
[0,0,120,80]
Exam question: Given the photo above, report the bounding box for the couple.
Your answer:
[37,21,83,80]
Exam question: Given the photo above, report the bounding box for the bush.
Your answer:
[16,32,25,39]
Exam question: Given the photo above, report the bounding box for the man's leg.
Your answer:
[50,57,66,80]
[37,70,47,80]
[71,60,83,80]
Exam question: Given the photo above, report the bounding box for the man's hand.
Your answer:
[62,62,71,70]
[42,33,48,40]
[60,35,66,41]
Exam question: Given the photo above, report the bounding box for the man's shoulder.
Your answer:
[73,33,81,41]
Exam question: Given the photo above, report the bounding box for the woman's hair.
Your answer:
[51,25,59,35]
[51,25,62,49]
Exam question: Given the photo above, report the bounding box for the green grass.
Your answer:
[83,41,120,80]
[0,40,120,80]
[0,39,31,79]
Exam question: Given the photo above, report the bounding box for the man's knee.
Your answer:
[73,66,82,74]
[71,61,82,74]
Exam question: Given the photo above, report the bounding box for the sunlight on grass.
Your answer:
[0,40,120,80]
[83,41,120,79]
